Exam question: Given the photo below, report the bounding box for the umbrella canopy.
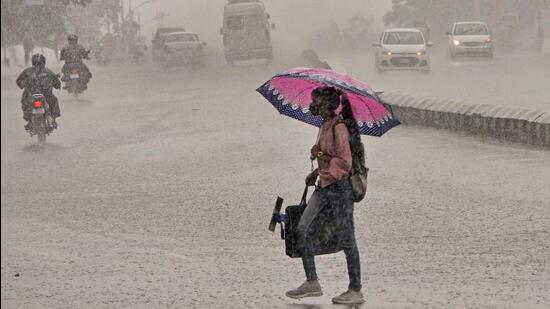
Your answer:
[257,68,400,136]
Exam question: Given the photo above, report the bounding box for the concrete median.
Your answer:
[380,92,550,147]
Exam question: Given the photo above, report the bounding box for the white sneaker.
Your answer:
[285,280,323,299]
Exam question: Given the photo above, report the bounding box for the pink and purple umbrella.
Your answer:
[257,68,400,136]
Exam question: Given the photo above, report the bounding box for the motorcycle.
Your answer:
[26,93,55,147]
[64,64,85,98]
[63,50,91,98]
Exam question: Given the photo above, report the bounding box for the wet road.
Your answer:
[1,57,550,308]
[329,49,550,111]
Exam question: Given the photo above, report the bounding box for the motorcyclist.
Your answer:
[60,34,92,90]
[16,54,61,130]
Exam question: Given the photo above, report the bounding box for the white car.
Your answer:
[373,28,432,72]
[447,22,493,58]
[160,32,207,66]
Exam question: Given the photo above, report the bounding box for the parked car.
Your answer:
[447,22,493,58]
[151,27,186,62]
[159,32,207,67]
[373,28,432,72]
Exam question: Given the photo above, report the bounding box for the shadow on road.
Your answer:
[288,303,365,309]
[62,98,93,105]
[23,144,45,152]
[23,142,67,153]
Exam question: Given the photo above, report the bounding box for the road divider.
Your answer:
[380,92,549,147]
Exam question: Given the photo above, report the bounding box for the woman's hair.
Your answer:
[312,86,365,171]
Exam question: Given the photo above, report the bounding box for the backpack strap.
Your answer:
[331,117,348,140]
[331,118,366,175]
[331,118,353,171]
[331,117,350,151]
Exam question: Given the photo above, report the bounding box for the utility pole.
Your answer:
[138,13,141,35]
[119,0,124,38]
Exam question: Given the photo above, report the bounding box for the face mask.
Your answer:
[310,101,321,116]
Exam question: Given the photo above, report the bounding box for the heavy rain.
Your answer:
[1,0,549,308]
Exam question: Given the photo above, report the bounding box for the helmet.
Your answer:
[31,53,46,68]
[68,34,78,43]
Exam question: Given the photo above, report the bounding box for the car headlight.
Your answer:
[383,51,392,56]
[416,51,426,56]
[453,39,460,46]
[485,37,492,44]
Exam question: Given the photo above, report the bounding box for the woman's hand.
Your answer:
[305,170,319,186]
[310,144,322,158]
[311,144,332,162]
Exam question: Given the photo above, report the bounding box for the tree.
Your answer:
[342,15,375,49]
[89,0,122,34]
[0,0,91,48]
[383,0,474,41]
[1,0,20,47]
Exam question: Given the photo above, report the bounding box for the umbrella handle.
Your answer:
[310,128,321,171]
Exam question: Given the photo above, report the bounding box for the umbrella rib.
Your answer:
[355,94,377,125]
[288,83,317,105]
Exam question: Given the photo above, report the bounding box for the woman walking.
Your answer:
[286,86,365,305]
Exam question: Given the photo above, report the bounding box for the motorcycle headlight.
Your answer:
[453,39,460,46]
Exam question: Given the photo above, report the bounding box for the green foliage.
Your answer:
[383,0,474,34]
[89,0,121,31]
[1,0,92,47]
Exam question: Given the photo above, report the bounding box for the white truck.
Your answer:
[220,0,275,64]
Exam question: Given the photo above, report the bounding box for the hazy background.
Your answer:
[2,1,550,308]
[131,0,392,50]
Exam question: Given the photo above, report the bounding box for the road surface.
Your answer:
[1,56,549,308]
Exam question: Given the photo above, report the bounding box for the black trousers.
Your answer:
[296,178,362,291]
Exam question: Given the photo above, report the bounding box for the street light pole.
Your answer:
[128,0,133,20]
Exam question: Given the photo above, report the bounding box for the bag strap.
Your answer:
[300,186,308,206]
